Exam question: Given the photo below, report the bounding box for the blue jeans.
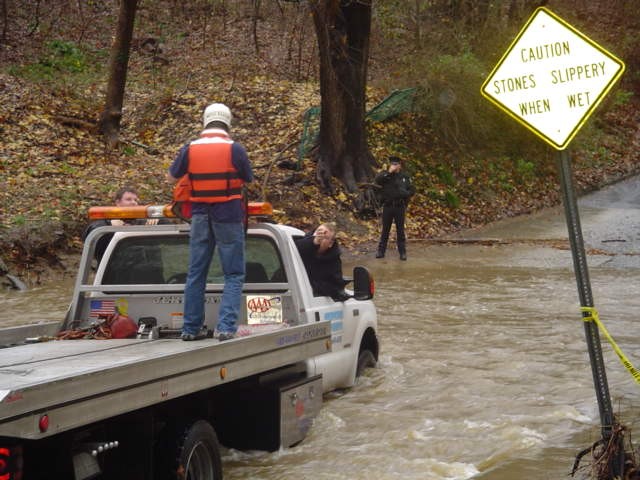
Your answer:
[182,213,245,335]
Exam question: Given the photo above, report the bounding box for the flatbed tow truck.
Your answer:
[0,203,379,480]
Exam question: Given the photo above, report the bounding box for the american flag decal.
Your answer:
[89,299,116,317]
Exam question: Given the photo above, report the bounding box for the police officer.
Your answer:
[375,156,414,260]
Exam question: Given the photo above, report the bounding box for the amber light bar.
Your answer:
[88,205,173,220]
[88,202,273,220]
[247,201,273,216]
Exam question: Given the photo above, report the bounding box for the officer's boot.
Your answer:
[398,242,407,261]
[376,243,386,258]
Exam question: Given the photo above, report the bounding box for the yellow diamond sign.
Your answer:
[481,7,625,150]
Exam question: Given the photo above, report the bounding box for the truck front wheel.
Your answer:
[356,349,376,378]
[175,420,223,480]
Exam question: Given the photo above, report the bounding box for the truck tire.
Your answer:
[175,420,223,480]
[356,349,376,378]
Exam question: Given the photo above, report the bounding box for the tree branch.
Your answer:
[261,139,299,201]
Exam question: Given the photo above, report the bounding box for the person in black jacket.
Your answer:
[295,223,350,301]
[375,156,415,260]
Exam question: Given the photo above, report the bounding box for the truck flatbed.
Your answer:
[0,321,330,440]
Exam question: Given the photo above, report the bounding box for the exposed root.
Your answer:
[572,421,640,479]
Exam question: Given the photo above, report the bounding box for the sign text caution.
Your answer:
[481,7,625,150]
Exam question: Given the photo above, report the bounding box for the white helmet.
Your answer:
[203,103,232,129]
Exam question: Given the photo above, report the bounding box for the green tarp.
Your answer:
[297,88,418,163]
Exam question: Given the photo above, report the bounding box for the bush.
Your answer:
[8,40,89,81]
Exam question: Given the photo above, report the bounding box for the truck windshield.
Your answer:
[102,235,287,285]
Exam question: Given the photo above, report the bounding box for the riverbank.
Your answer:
[1,1,639,288]
[3,151,640,289]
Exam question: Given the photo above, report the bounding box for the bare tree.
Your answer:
[99,0,138,149]
[26,0,41,36]
[252,0,261,55]
[1,0,7,44]
[76,0,87,43]
[309,0,374,193]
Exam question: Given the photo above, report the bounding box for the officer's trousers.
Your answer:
[377,204,406,255]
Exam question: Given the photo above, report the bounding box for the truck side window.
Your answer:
[245,236,287,283]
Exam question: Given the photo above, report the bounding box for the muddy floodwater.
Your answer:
[2,176,639,479]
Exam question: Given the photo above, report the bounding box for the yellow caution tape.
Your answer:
[581,307,640,385]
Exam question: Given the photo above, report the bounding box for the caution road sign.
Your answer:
[481,7,625,150]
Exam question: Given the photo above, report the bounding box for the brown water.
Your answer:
[2,177,639,480]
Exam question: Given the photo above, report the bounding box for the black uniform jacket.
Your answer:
[295,232,348,300]
[375,171,415,204]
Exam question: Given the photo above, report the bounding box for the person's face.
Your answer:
[116,191,139,207]
[314,225,335,250]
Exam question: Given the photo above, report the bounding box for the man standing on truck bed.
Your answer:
[168,103,253,341]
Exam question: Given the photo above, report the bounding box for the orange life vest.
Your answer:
[187,130,244,203]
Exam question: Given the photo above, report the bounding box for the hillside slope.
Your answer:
[1,1,639,284]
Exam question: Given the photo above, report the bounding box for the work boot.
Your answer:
[181,331,207,341]
[398,243,407,261]
[217,332,235,341]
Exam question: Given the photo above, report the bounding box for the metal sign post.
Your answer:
[557,150,614,438]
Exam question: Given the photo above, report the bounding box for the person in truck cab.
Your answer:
[82,186,156,262]
[168,103,254,342]
[295,223,351,302]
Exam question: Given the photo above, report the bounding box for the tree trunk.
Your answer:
[99,0,138,149]
[412,0,422,50]
[76,0,87,43]
[252,0,261,55]
[1,0,7,44]
[26,0,40,36]
[310,0,374,193]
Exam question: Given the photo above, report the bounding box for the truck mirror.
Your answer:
[352,266,374,300]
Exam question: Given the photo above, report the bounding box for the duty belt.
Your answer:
[385,199,406,207]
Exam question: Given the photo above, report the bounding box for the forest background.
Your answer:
[0,0,639,284]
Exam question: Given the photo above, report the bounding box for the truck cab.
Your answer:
[77,205,379,392]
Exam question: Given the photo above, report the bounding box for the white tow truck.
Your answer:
[0,203,379,480]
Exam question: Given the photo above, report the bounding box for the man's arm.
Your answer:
[374,171,391,185]
[294,233,317,258]
[168,144,189,183]
[405,174,416,197]
[232,143,253,183]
